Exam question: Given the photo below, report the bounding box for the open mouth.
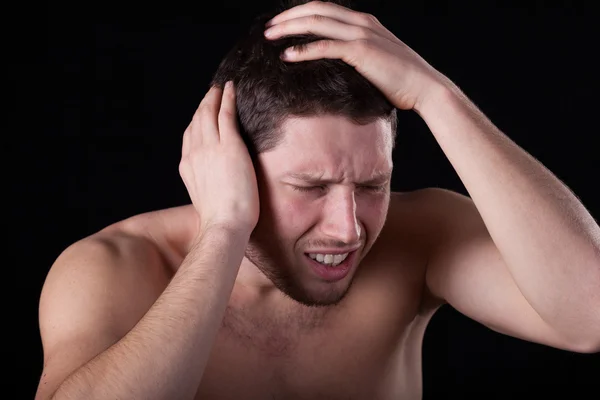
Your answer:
[303,249,358,282]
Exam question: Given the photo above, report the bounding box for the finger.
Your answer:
[191,86,223,147]
[217,81,240,143]
[265,15,374,42]
[281,39,360,68]
[265,1,393,41]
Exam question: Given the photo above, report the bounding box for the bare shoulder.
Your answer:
[39,203,200,349]
[388,187,472,228]
[384,188,461,236]
[105,204,199,267]
[40,230,172,335]
[36,213,178,398]
[384,188,472,309]
[387,187,476,255]
[386,187,475,266]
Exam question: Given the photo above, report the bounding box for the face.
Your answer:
[243,114,394,308]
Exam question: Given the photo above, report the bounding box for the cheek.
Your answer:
[271,194,319,234]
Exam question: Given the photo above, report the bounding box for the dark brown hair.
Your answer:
[211,0,397,156]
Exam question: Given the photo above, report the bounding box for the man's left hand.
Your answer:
[264,1,449,111]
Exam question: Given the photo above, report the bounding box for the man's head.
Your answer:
[211,0,396,307]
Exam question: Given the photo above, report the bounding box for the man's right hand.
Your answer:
[179,81,260,234]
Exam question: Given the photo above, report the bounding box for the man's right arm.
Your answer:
[35,226,250,400]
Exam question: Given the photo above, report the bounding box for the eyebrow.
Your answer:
[285,171,392,185]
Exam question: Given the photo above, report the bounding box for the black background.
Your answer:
[10,0,599,398]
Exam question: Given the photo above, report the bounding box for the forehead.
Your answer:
[259,114,394,179]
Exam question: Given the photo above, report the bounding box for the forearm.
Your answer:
[51,226,250,400]
[416,80,600,344]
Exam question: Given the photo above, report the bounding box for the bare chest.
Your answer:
[194,263,430,399]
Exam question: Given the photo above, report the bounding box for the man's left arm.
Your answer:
[263,0,600,353]
[415,82,600,353]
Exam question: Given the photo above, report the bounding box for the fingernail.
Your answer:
[264,28,273,38]
[282,48,295,59]
[225,81,232,89]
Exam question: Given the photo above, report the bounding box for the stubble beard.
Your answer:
[244,239,354,308]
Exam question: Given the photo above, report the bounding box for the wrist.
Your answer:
[194,222,253,247]
[414,73,459,117]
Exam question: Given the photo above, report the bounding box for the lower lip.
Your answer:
[305,251,357,282]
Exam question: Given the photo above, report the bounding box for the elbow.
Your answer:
[566,316,600,354]
[568,339,600,354]
[574,260,600,354]
[580,319,600,354]
[557,310,600,354]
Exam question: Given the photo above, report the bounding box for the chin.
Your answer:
[244,243,358,307]
[286,265,357,308]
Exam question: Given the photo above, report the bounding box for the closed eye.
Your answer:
[292,185,387,193]
[292,185,326,193]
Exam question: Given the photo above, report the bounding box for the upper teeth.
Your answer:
[308,253,349,266]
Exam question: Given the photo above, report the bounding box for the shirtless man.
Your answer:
[35,1,600,399]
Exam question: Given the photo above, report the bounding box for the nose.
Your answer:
[320,190,361,245]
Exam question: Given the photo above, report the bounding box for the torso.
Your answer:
[107,191,443,400]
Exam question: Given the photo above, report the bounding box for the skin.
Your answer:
[243,115,393,307]
[36,2,600,400]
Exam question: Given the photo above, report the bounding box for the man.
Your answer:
[35,1,600,399]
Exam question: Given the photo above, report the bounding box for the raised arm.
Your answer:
[262,0,600,352]
[37,81,261,399]
[417,87,600,353]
